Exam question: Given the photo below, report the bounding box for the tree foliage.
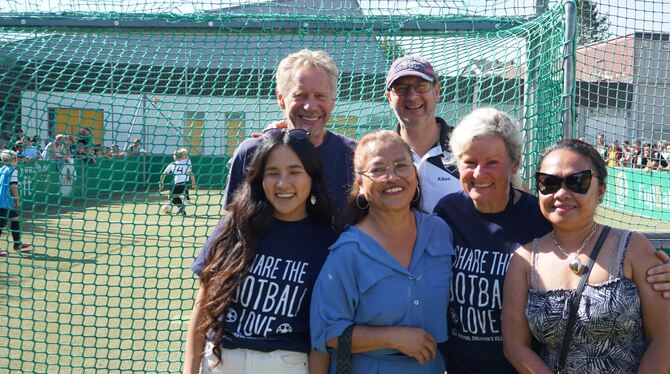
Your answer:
[576,0,610,45]
[379,36,405,63]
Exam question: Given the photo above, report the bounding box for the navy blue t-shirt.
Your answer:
[192,217,338,353]
[223,131,356,226]
[433,189,552,374]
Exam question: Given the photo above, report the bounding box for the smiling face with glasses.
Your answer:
[536,148,605,228]
[356,139,418,212]
[385,77,440,130]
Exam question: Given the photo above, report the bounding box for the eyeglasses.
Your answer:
[535,169,596,195]
[389,81,434,96]
[262,128,311,141]
[359,161,413,181]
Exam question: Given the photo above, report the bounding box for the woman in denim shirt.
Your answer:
[310,130,455,374]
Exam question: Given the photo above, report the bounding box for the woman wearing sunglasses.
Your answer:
[184,128,337,374]
[310,130,455,373]
[433,109,670,373]
[502,139,670,373]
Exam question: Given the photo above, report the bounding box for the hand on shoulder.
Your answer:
[625,231,663,281]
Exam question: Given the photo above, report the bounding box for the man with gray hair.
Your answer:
[0,150,30,256]
[223,49,356,226]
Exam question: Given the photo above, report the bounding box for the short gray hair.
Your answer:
[276,49,339,98]
[449,107,523,165]
[1,150,17,163]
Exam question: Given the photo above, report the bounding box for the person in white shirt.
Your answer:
[159,148,197,216]
[384,56,461,211]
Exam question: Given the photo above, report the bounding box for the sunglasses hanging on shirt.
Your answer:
[262,128,311,141]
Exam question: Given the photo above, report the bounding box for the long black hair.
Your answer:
[198,132,333,363]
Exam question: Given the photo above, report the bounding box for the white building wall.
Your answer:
[21,90,522,156]
[631,36,670,142]
[21,91,278,155]
[21,91,394,155]
[577,106,630,143]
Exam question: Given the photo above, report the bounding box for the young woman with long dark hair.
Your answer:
[184,128,336,374]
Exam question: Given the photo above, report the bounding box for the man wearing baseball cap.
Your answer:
[385,56,461,211]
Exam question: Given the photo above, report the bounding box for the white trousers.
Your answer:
[200,342,308,374]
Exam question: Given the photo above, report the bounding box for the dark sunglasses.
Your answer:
[535,169,596,195]
[262,128,310,141]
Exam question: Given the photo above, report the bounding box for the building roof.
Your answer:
[0,0,387,74]
[213,0,365,16]
[0,32,388,74]
[576,34,634,83]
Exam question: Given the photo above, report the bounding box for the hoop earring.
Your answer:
[355,195,369,210]
[411,186,421,203]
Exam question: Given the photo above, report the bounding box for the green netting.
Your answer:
[572,1,670,232]
[0,0,663,372]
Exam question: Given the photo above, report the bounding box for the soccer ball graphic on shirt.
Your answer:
[162,204,171,214]
[226,309,237,323]
[276,323,292,334]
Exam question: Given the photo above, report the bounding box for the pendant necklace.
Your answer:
[552,223,598,275]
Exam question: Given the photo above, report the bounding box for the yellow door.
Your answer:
[331,115,358,139]
[55,108,104,142]
[184,119,204,156]
[225,112,245,156]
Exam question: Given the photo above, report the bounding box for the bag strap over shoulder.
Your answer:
[557,225,611,373]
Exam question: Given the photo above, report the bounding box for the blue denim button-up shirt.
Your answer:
[310,210,455,374]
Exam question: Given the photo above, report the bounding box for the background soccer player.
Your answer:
[159,148,197,216]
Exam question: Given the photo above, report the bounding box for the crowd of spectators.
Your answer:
[594,133,670,172]
[0,126,138,165]
[5,127,667,172]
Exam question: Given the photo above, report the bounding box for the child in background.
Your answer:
[0,150,30,256]
[159,148,197,216]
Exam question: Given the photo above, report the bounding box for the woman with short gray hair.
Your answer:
[433,107,551,373]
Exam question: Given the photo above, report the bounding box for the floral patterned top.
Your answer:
[525,229,646,373]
